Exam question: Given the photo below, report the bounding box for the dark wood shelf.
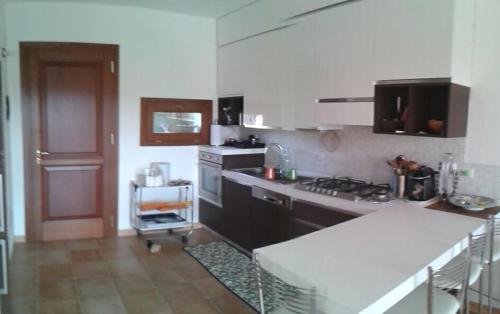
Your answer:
[374,78,469,138]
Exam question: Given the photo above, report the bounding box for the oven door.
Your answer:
[198,160,222,207]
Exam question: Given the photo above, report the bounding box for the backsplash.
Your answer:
[239,126,500,200]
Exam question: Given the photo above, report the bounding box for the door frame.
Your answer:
[20,42,119,241]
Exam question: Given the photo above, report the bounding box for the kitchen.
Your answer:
[0,0,500,313]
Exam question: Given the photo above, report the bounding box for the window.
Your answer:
[140,98,212,146]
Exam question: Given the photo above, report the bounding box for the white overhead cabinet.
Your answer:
[217,41,245,96]
[217,1,273,46]
[243,31,282,128]
[465,0,500,166]
[374,0,474,83]
[216,0,475,129]
[314,0,375,126]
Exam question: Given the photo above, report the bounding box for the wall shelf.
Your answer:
[374,78,469,138]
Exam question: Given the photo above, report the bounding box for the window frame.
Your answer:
[140,98,212,146]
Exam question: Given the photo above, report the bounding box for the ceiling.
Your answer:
[5,0,257,18]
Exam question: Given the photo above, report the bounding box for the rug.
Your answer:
[184,241,280,312]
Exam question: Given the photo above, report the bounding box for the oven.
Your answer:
[198,152,223,207]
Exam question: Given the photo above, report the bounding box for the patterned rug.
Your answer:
[184,241,278,313]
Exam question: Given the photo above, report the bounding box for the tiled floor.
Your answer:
[5,228,256,314]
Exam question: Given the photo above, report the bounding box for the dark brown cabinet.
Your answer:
[201,178,359,252]
[221,178,253,251]
[252,197,292,249]
[374,78,469,138]
[290,200,358,238]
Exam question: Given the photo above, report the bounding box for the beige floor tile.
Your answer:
[39,299,81,314]
[37,250,69,266]
[8,277,38,300]
[107,257,146,277]
[174,262,210,280]
[98,246,135,260]
[172,300,219,314]
[148,269,187,288]
[192,277,228,299]
[209,293,255,314]
[120,289,171,314]
[75,277,118,298]
[9,264,38,281]
[114,272,156,294]
[65,239,100,250]
[80,296,127,314]
[6,299,37,314]
[39,279,76,301]
[159,283,206,309]
[68,249,102,263]
[38,263,73,281]
[96,237,130,249]
[72,261,110,279]
[38,241,67,251]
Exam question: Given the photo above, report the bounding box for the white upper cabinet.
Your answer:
[313,0,375,127]
[218,1,272,46]
[465,0,500,166]
[374,0,474,83]
[217,41,245,96]
[315,0,375,99]
[218,0,346,46]
[277,18,317,129]
[243,31,282,128]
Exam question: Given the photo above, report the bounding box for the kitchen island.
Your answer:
[254,205,484,313]
[222,169,491,313]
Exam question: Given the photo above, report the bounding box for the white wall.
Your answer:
[5,2,217,235]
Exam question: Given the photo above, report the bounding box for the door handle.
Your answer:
[36,149,50,156]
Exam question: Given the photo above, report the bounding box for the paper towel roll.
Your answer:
[210,125,223,146]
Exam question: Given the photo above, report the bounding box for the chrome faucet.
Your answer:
[266,143,285,168]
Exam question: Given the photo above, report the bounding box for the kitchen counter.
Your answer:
[427,200,500,220]
[222,169,438,217]
[254,205,485,314]
[199,145,266,155]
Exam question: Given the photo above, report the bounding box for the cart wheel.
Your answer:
[181,236,189,244]
[168,229,174,235]
[146,240,153,249]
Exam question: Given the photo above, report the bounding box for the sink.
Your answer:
[232,167,312,185]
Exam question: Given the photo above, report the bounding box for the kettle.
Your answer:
[438,153,458,200]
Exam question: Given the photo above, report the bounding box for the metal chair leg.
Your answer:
[479,267,484,314]
[254,253,266,314]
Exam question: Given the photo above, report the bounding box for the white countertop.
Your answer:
[222,169,486,313]
[255,207,484,314]
[199,145,266,155]
[222,169,437,217]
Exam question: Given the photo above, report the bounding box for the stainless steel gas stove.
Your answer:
[295,177,395,203]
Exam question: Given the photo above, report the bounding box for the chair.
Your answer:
[253,253,322,314]
[385,232,488,314]
[484,215,500,314]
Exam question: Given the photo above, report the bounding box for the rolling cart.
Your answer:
[130,181,194,251]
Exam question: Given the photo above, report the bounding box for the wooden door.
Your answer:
[21,43,118,242]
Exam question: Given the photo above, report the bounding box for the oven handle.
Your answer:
[199,160,223,170]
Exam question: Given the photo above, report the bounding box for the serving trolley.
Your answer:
[130,181,194,249]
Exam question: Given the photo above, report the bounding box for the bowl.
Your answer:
[428,119,444,134]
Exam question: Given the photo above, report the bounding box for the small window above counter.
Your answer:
[140,98,212,146]
[374,78,469,138]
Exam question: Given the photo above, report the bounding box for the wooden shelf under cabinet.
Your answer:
[374,78,469,138]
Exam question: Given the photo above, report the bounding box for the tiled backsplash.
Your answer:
[240,126,500,200]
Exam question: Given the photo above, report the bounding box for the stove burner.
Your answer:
[296,177,394,203]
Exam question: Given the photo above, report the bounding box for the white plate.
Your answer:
[449,194,497,211]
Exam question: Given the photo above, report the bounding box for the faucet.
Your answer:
[266,143,285,169]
